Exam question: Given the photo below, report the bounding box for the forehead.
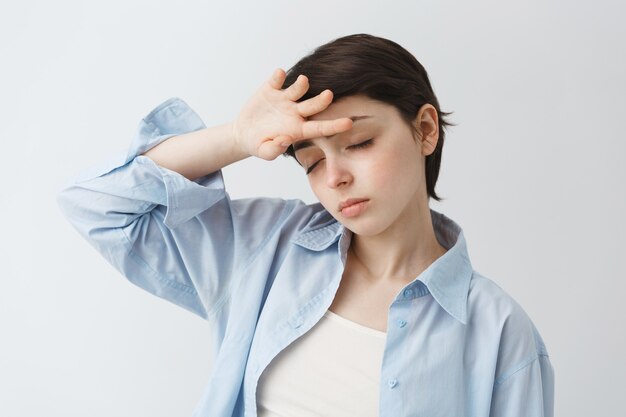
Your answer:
[307,94,389,121]
[292,96,392,154]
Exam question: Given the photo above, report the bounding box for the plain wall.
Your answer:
[1,0,625,415]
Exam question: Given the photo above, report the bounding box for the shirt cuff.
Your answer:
[70,96,227,229]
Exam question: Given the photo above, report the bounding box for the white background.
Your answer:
[1,0,625,416]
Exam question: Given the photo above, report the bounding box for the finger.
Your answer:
[267,68,286,90]
[283,74,309,101]
[297,89,333,118]
[300,117,353,140]
[274,134,293,147]
[258,135,292,160]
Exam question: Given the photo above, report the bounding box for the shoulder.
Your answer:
[467,270,550,374]
[229,197,340,250]
[467,271,532,323]
[226,196,329,233]
[265,198,339,237]
[289,200,337,231]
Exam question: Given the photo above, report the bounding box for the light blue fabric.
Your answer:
[56,97,555,417]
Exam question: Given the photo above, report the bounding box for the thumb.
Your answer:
[274,134,293,148]
[257,135,293,160]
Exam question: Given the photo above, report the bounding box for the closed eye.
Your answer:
[306,138,374,175]
[348,138,374,150]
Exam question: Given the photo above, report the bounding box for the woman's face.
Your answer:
[294,94,434,236]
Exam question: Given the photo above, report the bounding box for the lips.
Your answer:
[338,198,369,211]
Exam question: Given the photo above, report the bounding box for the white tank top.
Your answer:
[256,309,387,417]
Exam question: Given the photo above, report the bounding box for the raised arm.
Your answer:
[140,67,353,178]
[139,121,247,181]
[56,68,353,320]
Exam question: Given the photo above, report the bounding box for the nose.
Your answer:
[325,156,352,189]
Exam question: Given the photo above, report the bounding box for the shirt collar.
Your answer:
[291,207,473,325]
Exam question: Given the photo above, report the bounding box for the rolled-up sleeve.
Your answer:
[56,97,298,320]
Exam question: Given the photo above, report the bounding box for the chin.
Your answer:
[341,218,388,237]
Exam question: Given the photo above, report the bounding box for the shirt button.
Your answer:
[397,319,407,328]
[388,379,398,388]
[403,288,414,298]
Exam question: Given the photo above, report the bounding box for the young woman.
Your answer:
[57,34,554,417]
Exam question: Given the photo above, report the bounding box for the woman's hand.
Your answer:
[232,68,353,161]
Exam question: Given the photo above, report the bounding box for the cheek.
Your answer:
[366,147,417,191]
[367,157,393,189]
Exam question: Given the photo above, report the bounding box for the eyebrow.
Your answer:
[292,115,373,153]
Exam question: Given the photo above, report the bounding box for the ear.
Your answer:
[413,104,439,156]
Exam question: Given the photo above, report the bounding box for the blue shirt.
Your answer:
[56,97,555,417]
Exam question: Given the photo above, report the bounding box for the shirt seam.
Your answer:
[494,351,550,388]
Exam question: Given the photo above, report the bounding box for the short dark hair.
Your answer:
[282,33,455,202]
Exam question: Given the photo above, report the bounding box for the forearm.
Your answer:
[140,121,249,181]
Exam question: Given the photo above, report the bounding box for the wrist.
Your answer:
[228,121,249,160]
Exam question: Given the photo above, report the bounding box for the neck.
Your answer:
[348,196,448,285]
